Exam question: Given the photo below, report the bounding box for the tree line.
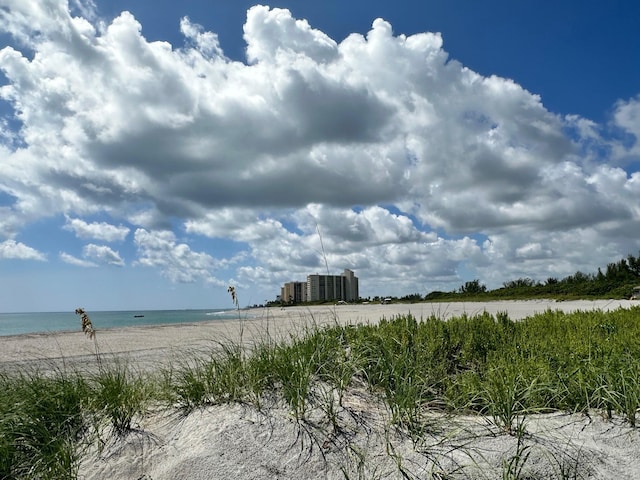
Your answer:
[425,252,640,301]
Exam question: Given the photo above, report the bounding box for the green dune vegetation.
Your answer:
[423,252,640,302]
[2,306,640,478]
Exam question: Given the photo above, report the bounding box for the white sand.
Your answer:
[0,299,634,367]
[2,300,639,479]
[80,394,640,479]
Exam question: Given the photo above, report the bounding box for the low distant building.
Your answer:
[281,281,308,304]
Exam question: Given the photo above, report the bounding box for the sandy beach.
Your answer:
[3,299,640,479]
[1,299,635,368]
[0,300,640,368]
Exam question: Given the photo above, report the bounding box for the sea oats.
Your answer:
[227,286,238,308]
[75,308,103,368]
[75,308,96,340]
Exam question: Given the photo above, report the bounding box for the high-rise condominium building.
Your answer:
[306,269,359,302]
[281,281,308,304]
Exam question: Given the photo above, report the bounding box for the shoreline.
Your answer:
[0,299,636,367]
[0,308,243,338]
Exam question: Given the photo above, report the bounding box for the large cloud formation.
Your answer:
[1,1,639,297]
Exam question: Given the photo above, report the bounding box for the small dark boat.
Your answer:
[133,315,145,318]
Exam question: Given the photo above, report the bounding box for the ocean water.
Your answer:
[0,309,241,337]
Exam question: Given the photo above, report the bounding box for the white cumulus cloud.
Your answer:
[82,244,125,266]
[59,251,98,267]
[64,217,130,242]
[0,2,639,298]
[0,240,46,261]
[133,229,227,285]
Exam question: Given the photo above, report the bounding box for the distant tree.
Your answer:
[503,277,536,289]
[459,279,487,295]
[545,277,559,285]
[611,259,640,283]
[401,293,423,302]
[627,252,640,277]
[565,271,591,284]
[425,291,449,300]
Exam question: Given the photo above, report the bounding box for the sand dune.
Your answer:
[2,300,639,479]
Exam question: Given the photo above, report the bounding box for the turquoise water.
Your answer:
[0,309,241,337]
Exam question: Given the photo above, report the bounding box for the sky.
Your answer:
[0,0,639,312]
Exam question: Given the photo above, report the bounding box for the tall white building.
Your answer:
[342,269,358,302]
[306,269,359,302]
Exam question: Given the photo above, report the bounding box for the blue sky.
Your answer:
[0,0,639,312]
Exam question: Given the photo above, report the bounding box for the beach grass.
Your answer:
[2,306,640,478]
[0,368,89,479]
